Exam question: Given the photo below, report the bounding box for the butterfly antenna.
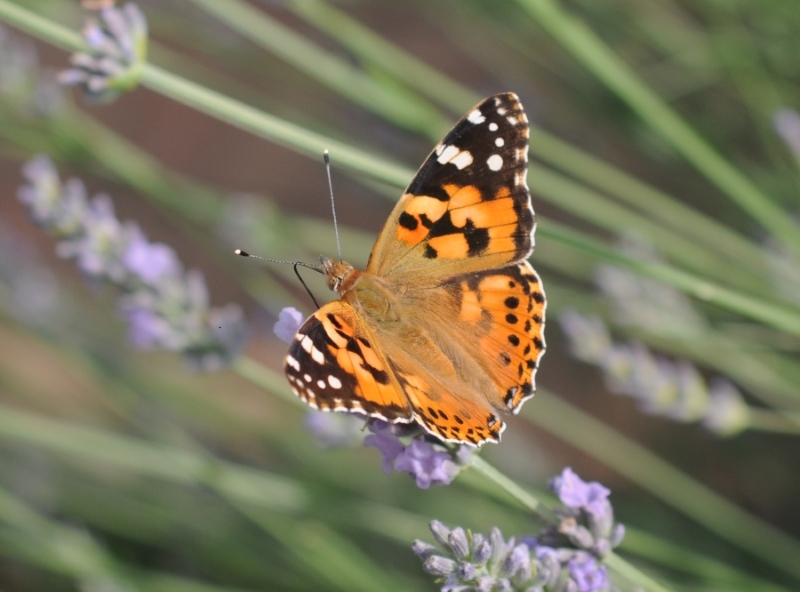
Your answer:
[235,249,323,309]
[324,150,343,262]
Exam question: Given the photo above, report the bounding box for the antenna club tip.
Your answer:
[234,249,250,257]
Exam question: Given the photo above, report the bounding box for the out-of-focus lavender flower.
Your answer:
[274,306,304,343]
[594,239,706,338]
[59,3,147,103]
[18,154,246,370]
[363,421,469,489]
[558,309,751,436]
[774,108,800,157]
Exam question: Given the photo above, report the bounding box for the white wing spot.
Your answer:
[300,335,313,353]
[515,172,525,187]
[520,112,529,123]
[306,388,315,399]
[437,144,459,164]
[435,143,444,156]
[291,386,300,396]
[328,376,343,389]
[286,355,300,371]
[497,107,507,116]
[494,96,502,106]
[487,154,503,171]
[317,380,326,389]
[311,346,325,364]
[507,116,518,125]
[467,109,485,124]
[450,150,473,170]
[304,374,312,383]
[495,137,505,147]
[489,122,499,132]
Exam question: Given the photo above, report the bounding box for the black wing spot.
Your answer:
[504,296,520,309]
[508,334,520,347]
[506,313,518,325]
[399,211,418,230]
[463,219,490,256]
[424,244,438,259]
[532,291,545,304]
[326,314,343,329]
[499,352,512,365]
[533,337,544,350]
[428,406,439,419]
[419,213,434,228]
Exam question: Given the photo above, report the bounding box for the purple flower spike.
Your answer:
[122,229,181,285]
[363,421,405,474]
[551,467,611,519]
[274,307,305,344]
[17,155,247,371]
[394,439,460,489]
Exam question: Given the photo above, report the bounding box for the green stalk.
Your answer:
[529,389,800,581]
[0,405,307,511]
[515,0,800,256]
[539,217,800,339]
[180,0,450,137]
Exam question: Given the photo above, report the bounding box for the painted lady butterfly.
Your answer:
[285,93,546,446]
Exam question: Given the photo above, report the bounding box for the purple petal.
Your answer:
[274,307,305,343]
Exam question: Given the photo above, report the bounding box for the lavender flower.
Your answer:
[558,309,750,436]
[415,470,622,591]
[274,306,305,343]
[59,3,147,102]
[364,421,468,488]
[18,154,246,370]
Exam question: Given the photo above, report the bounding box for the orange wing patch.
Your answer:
[285,301,412,422]
[388,360,505,445]
[447,262,546,413]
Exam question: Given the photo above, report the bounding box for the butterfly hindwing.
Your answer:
[284,301,412,422]
[443,261,546,413]
[367,93,534,280]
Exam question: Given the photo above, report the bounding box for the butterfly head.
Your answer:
[320,256,359,295]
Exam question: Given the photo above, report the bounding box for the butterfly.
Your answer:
[284,93,546,446]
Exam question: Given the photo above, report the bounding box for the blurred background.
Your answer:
[1,0,800,590]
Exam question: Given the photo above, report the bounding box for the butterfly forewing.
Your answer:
[367,92,534,280]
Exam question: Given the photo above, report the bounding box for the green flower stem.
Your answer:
[621,528,791,592]
[0,404,307,511]
[285,0,775,277]
[539,217,800,339]
[515,0,800,257]
[529,389,800,581]
[528,162,772,298]
[284,0,478,113]
[0,485,256,591]
[181,0,450,137]
[467,455,557,524]
[746,408,800,434]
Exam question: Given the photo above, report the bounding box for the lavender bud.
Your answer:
[471,539,491,567]
[609,523,626,548]
[457,561,475,580]
[423,555,456,576]
[449,527,470,560]
[411,540,438,561]
[429,520,452,550]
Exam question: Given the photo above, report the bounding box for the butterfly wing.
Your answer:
[367,92,534,281]
[284,300,413,422]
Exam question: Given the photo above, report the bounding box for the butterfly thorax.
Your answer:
[321,256,402,327]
